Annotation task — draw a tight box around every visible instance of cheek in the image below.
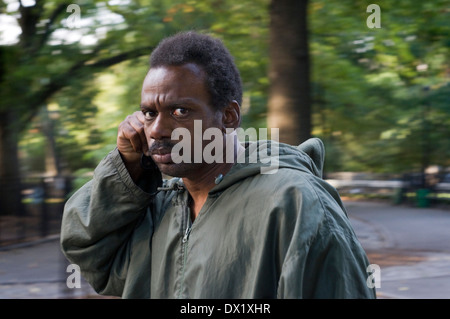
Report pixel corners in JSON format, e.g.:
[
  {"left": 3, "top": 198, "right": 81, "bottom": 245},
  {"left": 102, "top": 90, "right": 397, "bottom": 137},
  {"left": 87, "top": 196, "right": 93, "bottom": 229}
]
[{"left": 143, "top": 124, "right": 152, "bottom": 140}]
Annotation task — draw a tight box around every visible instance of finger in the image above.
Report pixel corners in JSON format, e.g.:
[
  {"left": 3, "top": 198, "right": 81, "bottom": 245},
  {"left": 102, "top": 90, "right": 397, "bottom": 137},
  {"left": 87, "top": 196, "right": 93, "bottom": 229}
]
[
  {"left": 118, "top": 116, "right": 143, "bottom": 153},
  {"left": 135, "top": 110, "right": 146, "bottom": 125},
  {"left": 129, "top": 111, "right": 149, "bottom": 154}
]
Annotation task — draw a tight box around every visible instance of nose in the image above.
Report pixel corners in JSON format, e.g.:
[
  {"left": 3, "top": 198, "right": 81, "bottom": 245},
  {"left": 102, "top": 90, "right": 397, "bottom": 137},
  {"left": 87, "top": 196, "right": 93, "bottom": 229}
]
[{"left": 148, "top": 113, "right": 172, "bottom": 141}]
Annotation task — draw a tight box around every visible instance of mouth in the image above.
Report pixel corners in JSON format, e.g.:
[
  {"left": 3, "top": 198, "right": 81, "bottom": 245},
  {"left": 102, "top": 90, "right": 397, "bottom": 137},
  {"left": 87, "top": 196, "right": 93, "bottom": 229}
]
[{"left": 151, "top": 148, "right": 173, "bottom": 164}]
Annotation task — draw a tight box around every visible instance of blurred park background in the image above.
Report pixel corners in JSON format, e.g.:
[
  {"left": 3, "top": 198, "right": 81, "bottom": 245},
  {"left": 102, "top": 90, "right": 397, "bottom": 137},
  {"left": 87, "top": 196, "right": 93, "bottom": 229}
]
[{"left": 0, "top": 0, "right": 449, "bottom": 249}]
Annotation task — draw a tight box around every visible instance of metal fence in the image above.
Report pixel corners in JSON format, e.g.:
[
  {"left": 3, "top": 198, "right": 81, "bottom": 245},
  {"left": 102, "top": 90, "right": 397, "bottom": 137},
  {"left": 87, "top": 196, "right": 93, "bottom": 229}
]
[
  {"left": 1, "top": 171, "right": 449, "bottom": 247},
  {"left": 0, "top": 176, "right": 72, "bottom": 247},
  {"left": 326, "top": 172, "right": 450, "bottom": 208}
]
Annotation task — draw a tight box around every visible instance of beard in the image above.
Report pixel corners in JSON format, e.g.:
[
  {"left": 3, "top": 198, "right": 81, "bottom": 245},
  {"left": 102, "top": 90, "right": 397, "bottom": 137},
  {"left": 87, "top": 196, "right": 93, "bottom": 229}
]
[
  {"left": 149, "top": 138, "right": 207, "bottom": 178},
  {"left": 154, "top": 161, "right": 206, "bottom": 178}
]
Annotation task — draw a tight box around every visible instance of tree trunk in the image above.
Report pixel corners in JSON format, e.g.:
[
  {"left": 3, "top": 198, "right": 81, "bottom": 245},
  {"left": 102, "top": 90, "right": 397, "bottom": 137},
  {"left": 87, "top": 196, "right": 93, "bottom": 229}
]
[
  {"left": 268, "top": 0, "right": 311, "bottom": 145},
  {"left": 0, "top": 111, "right": 24, "bottom": 216},
  {"left": 41, "top": 105, "right": 61, "bottom": 177},
  {"left": 0, "top": 2, "right": 154, "bottom": 217}
]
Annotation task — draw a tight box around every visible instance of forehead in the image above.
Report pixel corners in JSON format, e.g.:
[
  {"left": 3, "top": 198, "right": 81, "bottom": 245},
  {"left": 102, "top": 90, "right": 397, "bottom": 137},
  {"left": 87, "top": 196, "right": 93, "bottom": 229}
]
[{"left": 142, "top": 63, "right": 207, "bottom": 98}]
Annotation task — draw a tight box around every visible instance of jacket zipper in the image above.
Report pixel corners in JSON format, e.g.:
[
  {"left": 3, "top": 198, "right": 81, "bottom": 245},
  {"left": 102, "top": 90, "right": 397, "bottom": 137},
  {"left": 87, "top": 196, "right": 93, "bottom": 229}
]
[
  {"left": 177, "top": 193, "right": 216, "bottom": 297},
  {"left": 182, "top": 224, "right": 192, "bottom": 243},
  {"left": 178, "top": 201, "right": 192, "bottom": 298}
]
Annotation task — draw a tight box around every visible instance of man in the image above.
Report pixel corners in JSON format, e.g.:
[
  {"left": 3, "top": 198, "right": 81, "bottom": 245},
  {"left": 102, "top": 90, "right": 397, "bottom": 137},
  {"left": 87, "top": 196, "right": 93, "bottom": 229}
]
[{"left": 60, "top": 31, "right": 376, "bottom": 299}]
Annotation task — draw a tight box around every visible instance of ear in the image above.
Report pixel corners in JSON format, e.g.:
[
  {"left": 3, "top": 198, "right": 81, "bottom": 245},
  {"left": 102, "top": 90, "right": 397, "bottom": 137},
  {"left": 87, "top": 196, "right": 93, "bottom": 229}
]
[{"left": 222, "top": 100, "right": 241, "bottom": 131}]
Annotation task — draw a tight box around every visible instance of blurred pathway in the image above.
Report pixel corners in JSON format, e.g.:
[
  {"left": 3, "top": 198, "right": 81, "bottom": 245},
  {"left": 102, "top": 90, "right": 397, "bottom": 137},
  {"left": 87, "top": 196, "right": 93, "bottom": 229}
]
[
  {"left": 0, "top": 236, "right": 98, "bottom": 299},
  {"left": 345, "top": 200, "right": 450, "bottom": 299},
  {"left": 0, "top": 200, "right": 449, "bottom": 299}
]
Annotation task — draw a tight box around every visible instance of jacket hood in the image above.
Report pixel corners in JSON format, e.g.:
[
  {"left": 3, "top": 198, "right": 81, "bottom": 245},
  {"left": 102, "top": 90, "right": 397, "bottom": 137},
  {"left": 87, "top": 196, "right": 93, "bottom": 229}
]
[{"left": 209, "top": 137, "right": 325, "bottom": 194}]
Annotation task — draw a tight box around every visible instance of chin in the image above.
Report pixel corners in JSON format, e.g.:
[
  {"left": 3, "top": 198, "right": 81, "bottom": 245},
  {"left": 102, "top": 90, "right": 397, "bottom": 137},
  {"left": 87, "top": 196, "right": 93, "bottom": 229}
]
[{"left": 157, "top": 162, "right": 204, "bottom": 179}]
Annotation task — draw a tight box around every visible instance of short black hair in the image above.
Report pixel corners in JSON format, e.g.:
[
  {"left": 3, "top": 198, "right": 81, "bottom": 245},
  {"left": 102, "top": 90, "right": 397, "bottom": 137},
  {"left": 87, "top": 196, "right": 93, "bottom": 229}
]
[{"left": 149, "top": 31, "right": 242, "bottom": 110}]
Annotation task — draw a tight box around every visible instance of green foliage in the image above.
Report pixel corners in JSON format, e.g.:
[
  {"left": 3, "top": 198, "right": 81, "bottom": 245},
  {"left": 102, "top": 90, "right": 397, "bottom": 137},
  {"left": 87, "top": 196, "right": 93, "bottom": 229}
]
[
  {"left": 310, "top": 0, "right": 450, "bottom": 173},
  {"left": 3, "top": 0, "right": 449, "bottom": 181}
]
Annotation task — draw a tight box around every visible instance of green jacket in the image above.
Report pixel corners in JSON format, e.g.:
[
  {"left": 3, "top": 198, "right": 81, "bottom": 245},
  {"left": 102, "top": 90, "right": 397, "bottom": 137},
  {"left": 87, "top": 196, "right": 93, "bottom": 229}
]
[{"left": 60, "top": 138, "right": 376, "bottom": 299}]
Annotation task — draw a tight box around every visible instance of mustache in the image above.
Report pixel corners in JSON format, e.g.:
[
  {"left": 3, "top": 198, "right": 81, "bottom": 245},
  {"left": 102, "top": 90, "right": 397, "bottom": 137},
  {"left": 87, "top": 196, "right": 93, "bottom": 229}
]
[{"left": 148, "top": 140, "right": 176, "bottom": 154}]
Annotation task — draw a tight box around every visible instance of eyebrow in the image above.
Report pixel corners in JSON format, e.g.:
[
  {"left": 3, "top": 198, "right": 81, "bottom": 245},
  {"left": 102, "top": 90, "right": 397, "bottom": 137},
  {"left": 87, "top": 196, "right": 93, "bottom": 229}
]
[{"left": 140, "top": 98, "right": 201, "bottom": 110}]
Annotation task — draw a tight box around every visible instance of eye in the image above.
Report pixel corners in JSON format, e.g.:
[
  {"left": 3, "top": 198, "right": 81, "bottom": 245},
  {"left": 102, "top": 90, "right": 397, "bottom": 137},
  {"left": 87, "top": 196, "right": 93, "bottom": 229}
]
[
  {"left": 142, "top": 110, "right": 157, "bottom": 120},
  {"left": 172, "top": 107, "right": 188, "bottom": 117}
]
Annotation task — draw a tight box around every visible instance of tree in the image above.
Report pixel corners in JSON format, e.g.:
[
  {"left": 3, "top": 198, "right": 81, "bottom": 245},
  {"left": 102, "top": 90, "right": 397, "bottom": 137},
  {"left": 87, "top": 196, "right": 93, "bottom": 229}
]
[
  {"left": 267, "top": 0, "right": 311, "bottom": 145},
  {"left": 0, "top": 0, "right": 177, "bottom": 215},
  {"left": 309, "top": 0, "right": 450, "bottom": 173},
  {"left": 0, "top": 0, "right": 273, "bottom": 215},
  {"left": 3, "top": 0, "right": 447, "bottom": 219}
]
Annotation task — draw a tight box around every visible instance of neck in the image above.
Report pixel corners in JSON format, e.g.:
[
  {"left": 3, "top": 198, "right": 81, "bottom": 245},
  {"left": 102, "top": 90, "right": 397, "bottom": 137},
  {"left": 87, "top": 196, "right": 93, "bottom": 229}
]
[
  {"left": 183, "top": 142, "right": 245, "bottom": 220},
  {"left": 182, "top": 162, "right": 233, "bottom": 220}
]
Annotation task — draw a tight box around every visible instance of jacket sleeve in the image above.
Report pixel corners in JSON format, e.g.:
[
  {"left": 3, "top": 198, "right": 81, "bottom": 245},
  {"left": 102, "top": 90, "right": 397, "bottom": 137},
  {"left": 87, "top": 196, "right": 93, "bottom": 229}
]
[
  {"left": 60, "top": 148, "right": 160, "bottom": 296},
  {"left": 276, "top": 178, "right": 377, "bottom": 299}
]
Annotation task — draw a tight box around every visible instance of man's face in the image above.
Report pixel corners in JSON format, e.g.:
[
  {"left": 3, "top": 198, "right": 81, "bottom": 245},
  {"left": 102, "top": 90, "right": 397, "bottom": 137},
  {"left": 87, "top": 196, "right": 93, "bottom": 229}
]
[{"left": 140, "top": 63, "right": 224, "bottom": 177}]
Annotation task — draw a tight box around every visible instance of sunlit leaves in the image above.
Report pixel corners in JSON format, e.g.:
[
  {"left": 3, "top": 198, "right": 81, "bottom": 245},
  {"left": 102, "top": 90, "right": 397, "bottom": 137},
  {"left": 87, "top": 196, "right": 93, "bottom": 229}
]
[{"left": 3, "top": 0, "right": 449, "bottom": 177}]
